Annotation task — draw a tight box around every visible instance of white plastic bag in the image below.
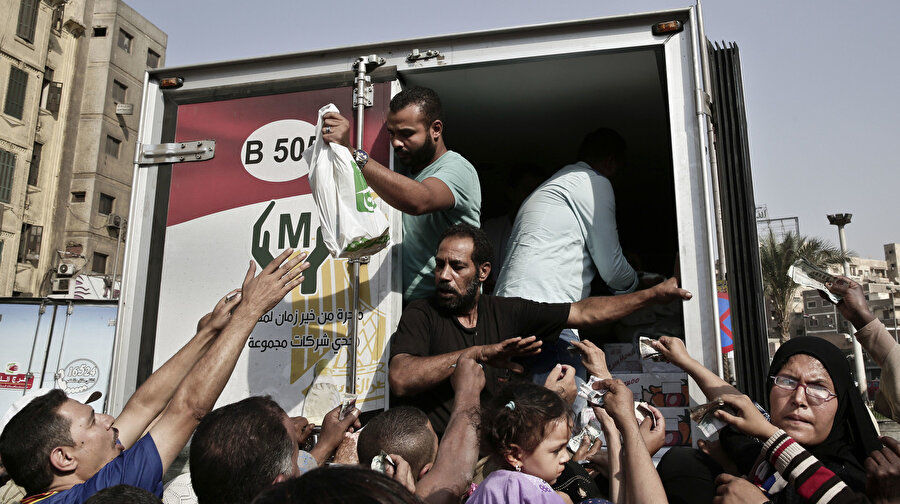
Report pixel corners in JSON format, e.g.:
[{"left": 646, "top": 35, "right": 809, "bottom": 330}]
[{"left": 308, "top": 104, "right": 390, "bottom": 259}]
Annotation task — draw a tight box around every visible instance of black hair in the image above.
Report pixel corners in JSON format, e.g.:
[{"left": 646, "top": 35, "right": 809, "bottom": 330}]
[
  {"left": 481, "top": 383, "right": 571, "bottom": 462},
  {"left": 251, "top": 466, "right": 422, "bottom": 504},
  {"left": 357, "top": 407, "right": 436, "bottom": 477},
  {"left": 577, "top": 128, "right": 627, "bottom": 167},
  {"left": 84, "top": 484, "right": 161, "bottom": 503},
  {"left": 190, "top": 396, "right": 294, "bottom": 504},
  {"left": 438, "top": 223, "right": 493, "bottom": 269},
  {"left": 0, "top": 389, "right": 74, "bottom": 495},
  {"left": 389, "top": 87, "right": 442, "bottom": 126}
]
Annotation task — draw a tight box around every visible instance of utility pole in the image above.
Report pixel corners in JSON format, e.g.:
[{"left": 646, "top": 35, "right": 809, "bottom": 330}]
[{"left": 827, "top": 213, "right": 868, "bottom": 398}]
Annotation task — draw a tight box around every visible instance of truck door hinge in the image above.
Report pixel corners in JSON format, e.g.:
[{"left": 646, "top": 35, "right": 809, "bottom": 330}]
[
  {"left": 352, "top": 76, "right": 375, "bottom": 109},
  {"left": 136, "top": 140, "right": 216, "bottom": 165},
  {"left": 696, "top": 88, "right": 712, "bottom": 116},
  {"left": 352, "top": 55, "right": 385, "bottom": 110},
  {"left": 406, "top": 49, "right": 442, "bottom": 63}
]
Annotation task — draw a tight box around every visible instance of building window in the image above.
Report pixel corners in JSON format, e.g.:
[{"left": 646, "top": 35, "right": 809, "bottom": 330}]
[
  {"left": 17, "top": 223, "right": 42, "bottom": 267},
  {"left": 98, "top": 193, "right": 114, "bottom": 215},
  {"left": 809, "top": 318, "right": 819, "bottom": 327},
  {"left": 71, "top": 191, "right": 85, "bottom": 202},
  {"left": 4, "top": 66, "right": 29, "bottom": 120},
  {"left": 806, "top": 300, "right": 816, "bottom": 309},
  {"left": 117, "top": 29, "right": 133, "bottom": 53},
  {"left": 147, "top": 49, "right": 160, "bottom": 69},
  {"left": 51, "top": 4, "right": 64, "bottom": 33},
  {"left": 92, "top": 252, "right": 108, "bottom": 274},
  {"left": 796, "top": 328, "right": 803, "bottom": 336},
  {"left": 0, "top": 149, "right": 15, "bottom": 204},
  {"left": 40, "top": 67, "right": 63, "bottom": 118},
  {"left": 112, "top": 80, "right": 127, "bottom": 103},
  {"left": 884, "top": 310, "right": 893, "bottom": 320},
  {"left": 16, "top": 0, "right": 40, "bottom": 43},
  {"left": 28, "top": 142, "right": 41, "bottom": 186},
  {"left": 105, "top": 136, "right": 121, "bottom": 158},
  {"left": 93, "top": 26, "right": 107, "bottom": 37}
]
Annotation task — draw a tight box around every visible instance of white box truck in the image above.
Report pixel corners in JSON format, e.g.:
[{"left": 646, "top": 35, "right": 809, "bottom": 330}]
[{"left": 3, "top": 6, "right": 769, "bottom": 442}]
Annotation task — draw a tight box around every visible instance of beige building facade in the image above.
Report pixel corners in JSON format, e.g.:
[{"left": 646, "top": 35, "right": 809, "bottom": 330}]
[{"left": 0, "top": 0, "right": 165, "bottom": 296}]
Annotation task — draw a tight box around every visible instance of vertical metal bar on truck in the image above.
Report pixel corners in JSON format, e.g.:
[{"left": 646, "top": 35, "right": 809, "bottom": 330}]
[
  {"left": 347, "top": 56, "right": 373, "bottom": 395},
  {"left": 691, "top": 4, "right": 725, "bottom": 379}
]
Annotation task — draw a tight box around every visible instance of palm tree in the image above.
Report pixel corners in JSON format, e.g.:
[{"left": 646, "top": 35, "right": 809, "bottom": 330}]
[{"left": 759, "top": 232, "right": 849, "bottom": 342}]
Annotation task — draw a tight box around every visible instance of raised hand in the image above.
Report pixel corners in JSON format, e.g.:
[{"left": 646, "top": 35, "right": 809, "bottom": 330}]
[
  {"left": 715, "top": 394, "right": 777, "bottom": 441},
  {"left": 469, "top": 336, "right": 542, "bottom": 373}
]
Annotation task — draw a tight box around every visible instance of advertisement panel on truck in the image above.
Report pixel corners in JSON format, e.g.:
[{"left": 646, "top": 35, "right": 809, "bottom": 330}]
[{"left": 153, "top": 85, "right": 395, "bottom": 417}]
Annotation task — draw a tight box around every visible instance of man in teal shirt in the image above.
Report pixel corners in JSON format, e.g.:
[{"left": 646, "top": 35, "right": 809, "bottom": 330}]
[{"left": 323, "top": 87, "right": 481, "bottom": 302}]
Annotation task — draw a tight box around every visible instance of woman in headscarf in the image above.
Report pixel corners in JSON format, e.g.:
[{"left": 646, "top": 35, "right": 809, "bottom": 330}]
[{"left": 652, "top": 336, "right": 882, "bottom": 504}]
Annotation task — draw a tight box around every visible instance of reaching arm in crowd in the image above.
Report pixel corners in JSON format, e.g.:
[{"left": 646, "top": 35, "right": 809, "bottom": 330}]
[
  {"left": 113, "top": 289, "right": 240, "bottom": 448},
  {"left": 566, "top": 277, "right": 691, "bottom": 329},
  {"left": 415, "top": 356, "right": 485, "bottom": 504},
  {"left": 651, "top": 335, "right": 741, "bottom": 401},
  {"left": 827, "top": 277, "right": 896, "bottom": 366},
  {"left": 571, "top": 339, "right": 612, "bottom": 380},
  {"left": 598, "top": 379, "right": 668, "bottom": 504},
  {"left": 389, "top": 336, "right": 541, "bottom": 396},
  {"left": 543, "top": 364, "right": 578, "bottom": 406},
  {"left": 309, "top": 405, "right": 362, "bottom": 466},
  {"left": 866, "top": 436, "right": 900, "bottom": 504},
  {"left": 147, "top": 249, "right": 309, "bottom": 471},
  {"left": 594, "top": 405, "right": 624, "bottom": 503},
  {"left": 827, "top": 277, "right": 900, "bottom": 422}
]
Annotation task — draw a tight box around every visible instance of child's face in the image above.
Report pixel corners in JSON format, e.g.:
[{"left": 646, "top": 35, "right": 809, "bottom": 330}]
[{"left": 520, "top": 418, "right": 571, "bottom": 484}]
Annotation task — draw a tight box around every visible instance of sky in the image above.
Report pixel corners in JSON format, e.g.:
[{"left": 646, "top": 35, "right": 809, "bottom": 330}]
[{"left": 124, "top": 0, "right": 899, "bottom": 260}]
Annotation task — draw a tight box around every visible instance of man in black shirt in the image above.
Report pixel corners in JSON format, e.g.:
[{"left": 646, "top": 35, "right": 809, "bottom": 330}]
[{"left": 389, "top": 224, "right": 692, "bottom": 435}]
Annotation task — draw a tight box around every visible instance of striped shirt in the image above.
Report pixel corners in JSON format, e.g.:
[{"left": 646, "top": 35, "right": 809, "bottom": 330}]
[{"left": 758, "top": 429, "right": 868, "bottom": 504}]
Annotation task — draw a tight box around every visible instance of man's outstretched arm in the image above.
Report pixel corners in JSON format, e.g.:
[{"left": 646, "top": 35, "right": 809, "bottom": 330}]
[
  {"left": 113, "top": 290, "right": 239, "bottom": 448},
  {"left": 148, "top": 249, "right": 309, "bottom": 471},
  {"left": 415, "top": 356, "right": 484, "bottom": 504},
  {"left": 321, "top": 112, "right": 454, "bottom": 215},
  {"left": 389, "top": 336, "right": 541, "bottom": 396},
  {"left": 567, "top": 277, "right": 691, "bottom": 328}
]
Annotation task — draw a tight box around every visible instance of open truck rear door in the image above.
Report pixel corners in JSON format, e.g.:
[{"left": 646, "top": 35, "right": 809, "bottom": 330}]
[{"left": 115, "top": 8, "right": 727, "bottom": 444}]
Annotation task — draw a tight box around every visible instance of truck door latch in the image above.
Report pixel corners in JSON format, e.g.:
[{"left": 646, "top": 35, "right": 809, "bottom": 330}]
[{"left": 136, "top": 140, "right": 216, "bottom": 165}]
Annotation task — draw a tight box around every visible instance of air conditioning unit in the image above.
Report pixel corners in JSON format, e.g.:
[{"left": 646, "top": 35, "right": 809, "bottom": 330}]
[
  {"left": 57, "top": 262, "right": 75, "bottom": 276},
  {"left": 52, "top": 277, "right": 72, "bottom": 293},
  {"left": 106, "top": 213, "right": 124, "bottom": 229}
]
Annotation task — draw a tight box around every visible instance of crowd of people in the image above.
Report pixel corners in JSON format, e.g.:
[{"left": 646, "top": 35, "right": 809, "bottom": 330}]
[{"left": 1, "top": 87, "right": 899, "bottom": 503}]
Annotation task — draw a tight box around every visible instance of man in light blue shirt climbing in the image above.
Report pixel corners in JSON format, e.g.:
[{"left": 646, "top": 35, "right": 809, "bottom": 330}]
[
  {"left": 495, "top": 128, "right": 639, "bottom": 387},
  {"left": 323, "top": 87, "right": 481, "bottom": 303}
]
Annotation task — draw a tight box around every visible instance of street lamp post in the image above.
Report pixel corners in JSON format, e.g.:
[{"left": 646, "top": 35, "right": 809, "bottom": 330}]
[{"left": 827, "top": 213, "right": 868, "bottom": 398}]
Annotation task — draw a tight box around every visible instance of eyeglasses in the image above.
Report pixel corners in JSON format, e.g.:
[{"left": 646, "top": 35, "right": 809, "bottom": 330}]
[{"left": 770, "top": 375, "right": 837, "bottom": 405}]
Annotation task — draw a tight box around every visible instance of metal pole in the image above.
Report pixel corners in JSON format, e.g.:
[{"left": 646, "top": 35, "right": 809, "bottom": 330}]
[
  {"left": 827, "top": 214, "right": 867, "bottom": 398},
  {"left": 696, "top": 0, "right": 727, "bottom": 282},
  {"left": 111, "top": 225, "right": 123, "bottom": 299},
  {"left": 346, "top": 56, "right": 370, "bottom": 395}
]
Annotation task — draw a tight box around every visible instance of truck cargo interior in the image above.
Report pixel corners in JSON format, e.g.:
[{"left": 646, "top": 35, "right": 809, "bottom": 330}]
[{"left": 398, "top": 47, "right": 679, "bottom": 286}]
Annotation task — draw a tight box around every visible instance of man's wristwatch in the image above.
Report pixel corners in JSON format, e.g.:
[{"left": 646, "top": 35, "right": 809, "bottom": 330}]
[{"left": 352, "top": 148, "right": 369, "bottom": 168}]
